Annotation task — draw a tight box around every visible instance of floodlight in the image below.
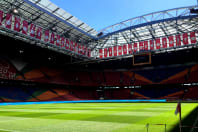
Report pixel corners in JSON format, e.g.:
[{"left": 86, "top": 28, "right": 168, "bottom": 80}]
[{"left": 13, "top": 9, "right": 19, "bottom": 14}]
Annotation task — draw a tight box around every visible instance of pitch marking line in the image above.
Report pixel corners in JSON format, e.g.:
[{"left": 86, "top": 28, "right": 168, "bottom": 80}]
[
  {"left": 0, "top": 128, "right": 20, "bottom": 132},
  {"left": 190, "top": 115, "right": 198, "bottom": 132}
]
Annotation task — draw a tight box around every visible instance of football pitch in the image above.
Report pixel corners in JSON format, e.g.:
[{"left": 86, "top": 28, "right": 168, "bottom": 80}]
[{"left": 0, "top": 103, "right": 197, "bottom": 132}]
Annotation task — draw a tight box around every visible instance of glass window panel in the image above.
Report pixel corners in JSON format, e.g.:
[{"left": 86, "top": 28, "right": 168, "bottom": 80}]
[
  {"left": 47, "top": 3, "right": 58, "bottom": 11},
  {"left": 55, "top": 8, "right": 65, "bottom": 16},
  {"left": 39, "top": 0, "right": 51, "bottom": 6}
]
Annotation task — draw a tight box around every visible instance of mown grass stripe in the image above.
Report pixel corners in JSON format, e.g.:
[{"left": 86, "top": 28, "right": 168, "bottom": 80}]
[
  {"left": 0, "top": 128, "right": 19, "bottom": 132},
  {"left": 23, "top": 120, "right": 129, "bottom": 132},
  {"left": 0, "top": 103, "right": 196, "bottom": 132}
]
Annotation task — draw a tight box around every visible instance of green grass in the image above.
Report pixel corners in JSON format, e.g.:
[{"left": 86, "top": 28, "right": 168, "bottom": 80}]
[{"left": 0, "top": 103, "right": 196, "bottom": 132}]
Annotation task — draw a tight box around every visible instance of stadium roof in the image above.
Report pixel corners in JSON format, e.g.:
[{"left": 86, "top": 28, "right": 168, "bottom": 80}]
[
  {"left": 0, "top": 0, "right": 198, "bottom": 61},
  {"left": 92, "top": 5, "right": 198, "bottom": 49},
  {"left": 28, "top": 0, "right": 98, "bottom": 36},
  {"left": 0, "top": 0, "right": 97, "bottom": 41}
]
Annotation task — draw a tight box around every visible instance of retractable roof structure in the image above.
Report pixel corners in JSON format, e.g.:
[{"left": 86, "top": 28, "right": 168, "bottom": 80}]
[
  {"left": 0, "top": 0, "right": 198, "bottom": 61},
  {"left": 0, "top": 0, "right": 97, "bottom": 43},
  {"left": 91, "top": 5, "right": 198, "bottom": 50},
  {"left": 0, "top": 0, "right": 99, "bottom": 60}
]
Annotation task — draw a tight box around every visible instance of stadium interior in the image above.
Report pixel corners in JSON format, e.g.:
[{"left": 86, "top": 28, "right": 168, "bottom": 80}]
[
  {"left": 1, "top": 26, "right": 198, "bottom": 102},
  {"left": 0, "top": 0, "right": 198, "bottom": 102}
]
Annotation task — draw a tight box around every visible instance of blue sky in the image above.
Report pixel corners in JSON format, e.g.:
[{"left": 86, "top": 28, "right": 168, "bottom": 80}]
[{"left": 50, "top": 0, "right": 197, "bottom": 31}]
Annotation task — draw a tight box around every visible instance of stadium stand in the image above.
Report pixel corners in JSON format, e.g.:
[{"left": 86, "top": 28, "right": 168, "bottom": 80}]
[
  {"left": 184, "top": 86, "right": 198, "bottom": 100},
  {"left": 0, "top": 0, "right": 198, "bottom": 102}
]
